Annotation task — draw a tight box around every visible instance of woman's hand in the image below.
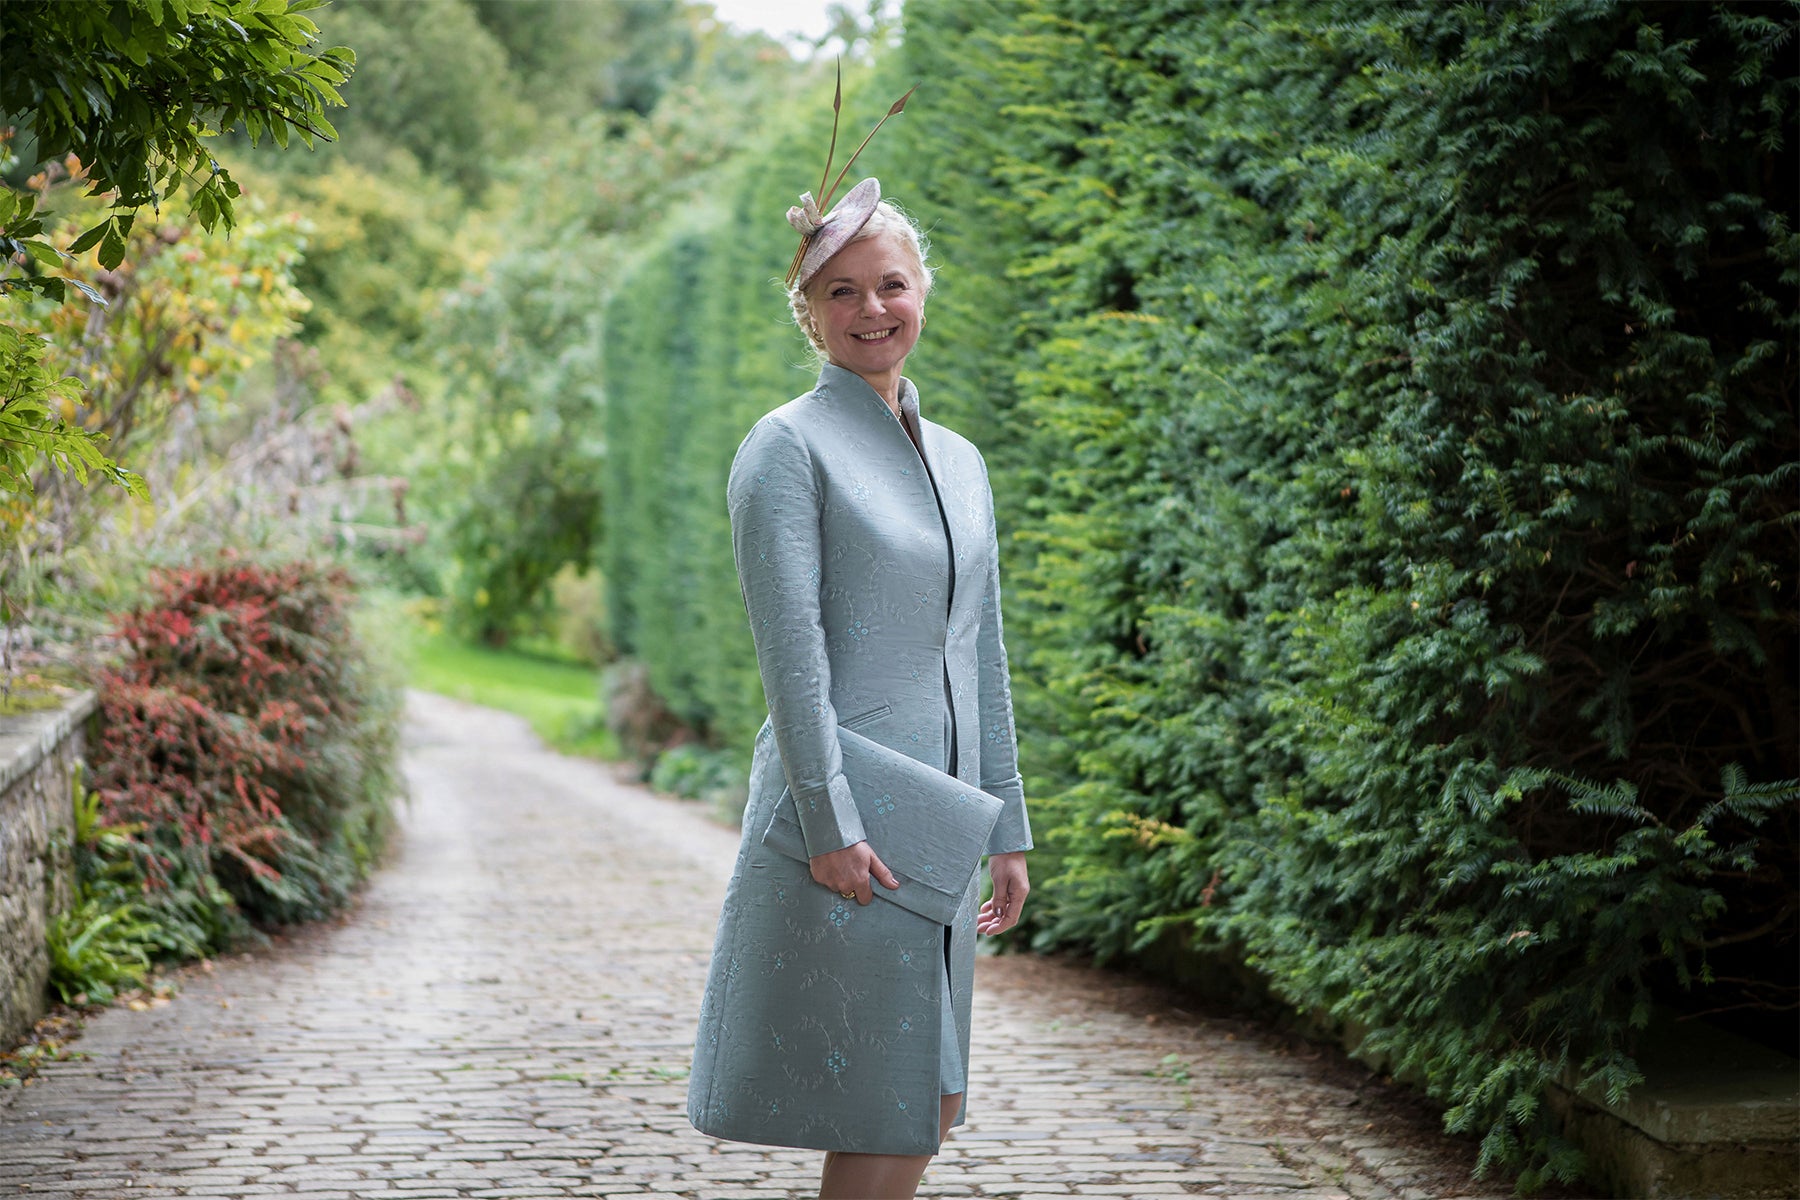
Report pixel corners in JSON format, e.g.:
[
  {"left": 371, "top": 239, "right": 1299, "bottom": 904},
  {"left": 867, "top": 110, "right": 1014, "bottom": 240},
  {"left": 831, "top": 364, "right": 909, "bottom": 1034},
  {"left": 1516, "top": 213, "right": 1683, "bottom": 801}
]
[
  {"left": 810, "top": 841, "right": 900, "bottom": 906},
  {"left": 978, "top": 851, "right": 1030, "bottom": 935}
]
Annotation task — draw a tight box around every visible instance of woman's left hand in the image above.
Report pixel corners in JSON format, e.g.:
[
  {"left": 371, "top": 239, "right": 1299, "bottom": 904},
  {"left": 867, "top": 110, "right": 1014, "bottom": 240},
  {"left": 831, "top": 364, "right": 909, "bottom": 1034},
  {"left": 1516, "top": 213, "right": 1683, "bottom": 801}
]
[{"left": 977, "top": 851, "right": 1030, "bottom": 936}]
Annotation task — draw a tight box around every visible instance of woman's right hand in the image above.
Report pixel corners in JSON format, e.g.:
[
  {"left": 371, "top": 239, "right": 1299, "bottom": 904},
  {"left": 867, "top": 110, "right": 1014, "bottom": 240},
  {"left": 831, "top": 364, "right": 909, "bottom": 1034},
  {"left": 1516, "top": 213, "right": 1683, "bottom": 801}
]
[{"left": 810, "top": 841, "right": 900, "bottom": 906}]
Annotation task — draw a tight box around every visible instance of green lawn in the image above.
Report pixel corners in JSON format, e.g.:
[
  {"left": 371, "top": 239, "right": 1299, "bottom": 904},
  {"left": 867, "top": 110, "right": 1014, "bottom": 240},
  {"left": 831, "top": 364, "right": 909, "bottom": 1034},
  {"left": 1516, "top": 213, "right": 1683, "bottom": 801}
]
[{"left": 406, "top": 631, "right": 618, "bottom": 760}]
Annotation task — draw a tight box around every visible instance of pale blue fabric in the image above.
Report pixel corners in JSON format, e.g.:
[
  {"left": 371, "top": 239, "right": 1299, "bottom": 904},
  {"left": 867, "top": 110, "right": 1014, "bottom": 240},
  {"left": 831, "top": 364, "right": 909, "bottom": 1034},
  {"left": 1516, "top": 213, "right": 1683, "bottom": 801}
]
[
  {"left": 937, "top": 961, "right": 964, "bottom": 1094},
  {"left": 688, "top": 364, "right": 1031, "bottom": 1156}
]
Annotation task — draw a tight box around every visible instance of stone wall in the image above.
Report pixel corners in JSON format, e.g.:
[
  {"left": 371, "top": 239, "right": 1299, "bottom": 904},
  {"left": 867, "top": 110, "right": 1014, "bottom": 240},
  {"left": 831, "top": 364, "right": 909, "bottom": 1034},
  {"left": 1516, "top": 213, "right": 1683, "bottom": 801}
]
[{"left": 0, "top": 692, "right": 95, "bottom": 1047}]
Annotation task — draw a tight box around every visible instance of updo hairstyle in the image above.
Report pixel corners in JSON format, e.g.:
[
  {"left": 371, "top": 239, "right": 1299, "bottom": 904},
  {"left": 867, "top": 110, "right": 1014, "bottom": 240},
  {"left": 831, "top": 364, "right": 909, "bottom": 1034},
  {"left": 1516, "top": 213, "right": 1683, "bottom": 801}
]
[{"left": 788, "top": 199, "right": 936, "bottom": 357}]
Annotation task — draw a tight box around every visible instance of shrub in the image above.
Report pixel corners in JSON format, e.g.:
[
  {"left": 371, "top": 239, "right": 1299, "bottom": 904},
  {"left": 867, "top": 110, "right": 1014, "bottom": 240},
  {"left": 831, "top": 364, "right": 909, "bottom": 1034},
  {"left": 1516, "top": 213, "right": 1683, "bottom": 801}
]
[
  {"left": 91, "top": 558, "right": 403, "bottom": 926},
  {"left": 46, "top": 768, "right": 235, "bottom": 1005},
  {"left": 647, "top": 741, "right": 745, "bottom": 821}
]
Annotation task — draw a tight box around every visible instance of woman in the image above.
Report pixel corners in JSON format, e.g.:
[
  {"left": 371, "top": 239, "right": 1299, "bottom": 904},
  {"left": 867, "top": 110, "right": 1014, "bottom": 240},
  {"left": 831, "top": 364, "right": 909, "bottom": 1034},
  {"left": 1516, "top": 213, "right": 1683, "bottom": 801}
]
[{"left": 686, "top": 152, "right": 1032, "bottom": 1198}]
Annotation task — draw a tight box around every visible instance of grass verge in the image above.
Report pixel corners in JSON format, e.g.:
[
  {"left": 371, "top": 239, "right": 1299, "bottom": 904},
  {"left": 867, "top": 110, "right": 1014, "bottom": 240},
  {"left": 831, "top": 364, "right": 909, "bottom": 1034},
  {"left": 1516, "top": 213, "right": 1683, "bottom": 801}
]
[{"left": 405, "top": 628, "right": 618, "bottom": 760}]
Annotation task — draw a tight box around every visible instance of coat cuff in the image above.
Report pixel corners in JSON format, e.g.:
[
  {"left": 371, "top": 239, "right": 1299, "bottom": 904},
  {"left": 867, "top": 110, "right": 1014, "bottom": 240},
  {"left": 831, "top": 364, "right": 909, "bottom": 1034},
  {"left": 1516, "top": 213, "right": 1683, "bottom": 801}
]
[
  {"left": 794, "top": 773, "right": 868, "bottom": 858},
  {"left": 981, "top": 773, "right": 1032, "bottom": 855}
]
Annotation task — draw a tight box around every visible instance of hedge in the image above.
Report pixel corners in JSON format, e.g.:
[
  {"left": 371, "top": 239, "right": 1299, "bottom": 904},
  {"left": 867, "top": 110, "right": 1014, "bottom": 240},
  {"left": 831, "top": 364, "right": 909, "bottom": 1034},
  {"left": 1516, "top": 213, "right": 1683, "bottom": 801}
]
[{"left": 599, "top": 2, "right": 1797, "bottom": 1185}]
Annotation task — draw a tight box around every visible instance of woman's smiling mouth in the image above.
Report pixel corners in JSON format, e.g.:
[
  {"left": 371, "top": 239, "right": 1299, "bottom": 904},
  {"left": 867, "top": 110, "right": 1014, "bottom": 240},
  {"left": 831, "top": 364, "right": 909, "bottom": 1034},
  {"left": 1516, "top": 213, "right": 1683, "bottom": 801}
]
[{"left": 853, "top": 328, "right": 898, "bottom": 342}]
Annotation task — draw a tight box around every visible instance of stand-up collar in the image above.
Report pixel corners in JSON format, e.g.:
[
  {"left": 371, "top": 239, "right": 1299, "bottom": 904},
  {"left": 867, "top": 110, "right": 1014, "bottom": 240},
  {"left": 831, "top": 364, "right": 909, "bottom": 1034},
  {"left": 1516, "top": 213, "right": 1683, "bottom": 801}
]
[{"left": 817, "top": 362, "right": 922, "bottom": 432}]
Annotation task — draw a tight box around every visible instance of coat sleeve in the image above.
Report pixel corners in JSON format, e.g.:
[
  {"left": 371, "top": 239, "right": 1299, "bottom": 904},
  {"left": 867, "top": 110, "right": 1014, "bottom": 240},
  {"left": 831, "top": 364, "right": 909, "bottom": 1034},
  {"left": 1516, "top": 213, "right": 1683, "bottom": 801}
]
[
  {"left": 727, "top": 413, "right": 867, "bottom": 858},
  {"left": 975, "top": 456, "right": 1032, "bottom": 855}
]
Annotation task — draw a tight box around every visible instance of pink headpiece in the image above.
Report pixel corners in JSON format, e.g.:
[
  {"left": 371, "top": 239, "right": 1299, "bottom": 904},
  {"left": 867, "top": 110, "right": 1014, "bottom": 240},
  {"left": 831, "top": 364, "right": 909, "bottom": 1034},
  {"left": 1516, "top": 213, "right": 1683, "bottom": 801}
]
[
  {"left": 787, "top": 178, "right": 882, "bottom": 293},
  {"left": 784, "top": 66, "right": 917, "bottom": 292}
]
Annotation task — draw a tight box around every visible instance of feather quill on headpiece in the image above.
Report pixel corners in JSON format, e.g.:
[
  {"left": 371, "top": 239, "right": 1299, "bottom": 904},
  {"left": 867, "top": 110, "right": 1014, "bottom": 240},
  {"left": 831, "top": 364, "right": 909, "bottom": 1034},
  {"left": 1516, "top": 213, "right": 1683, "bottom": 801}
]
[
  {"left": 825, "top": 85, "right": 916, "bottom": 204},
  {"left": 816, "top": 62, "right": 842, "bottom": 206}
]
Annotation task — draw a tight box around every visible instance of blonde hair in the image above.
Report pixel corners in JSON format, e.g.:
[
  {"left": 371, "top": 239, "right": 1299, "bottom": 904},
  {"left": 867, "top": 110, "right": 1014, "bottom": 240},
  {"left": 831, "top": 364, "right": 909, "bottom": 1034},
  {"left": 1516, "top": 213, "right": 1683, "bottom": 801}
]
[{"left": 788, "top": 200, "right": 936, "bottom": 357}]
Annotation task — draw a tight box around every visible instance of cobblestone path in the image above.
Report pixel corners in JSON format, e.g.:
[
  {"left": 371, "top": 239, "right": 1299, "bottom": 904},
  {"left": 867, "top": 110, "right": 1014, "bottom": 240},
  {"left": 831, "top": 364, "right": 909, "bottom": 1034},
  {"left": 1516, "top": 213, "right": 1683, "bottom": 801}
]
[{"left": 0, "top": 692, "right": 1517, "bottom": 1199}]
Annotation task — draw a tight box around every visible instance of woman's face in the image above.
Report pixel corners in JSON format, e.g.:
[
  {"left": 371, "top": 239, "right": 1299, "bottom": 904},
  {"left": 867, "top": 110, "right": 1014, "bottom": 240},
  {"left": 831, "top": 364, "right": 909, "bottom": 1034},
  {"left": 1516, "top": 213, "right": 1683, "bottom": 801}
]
[{"left": 809, "top": 231, "right": 924, "bottom": 380}]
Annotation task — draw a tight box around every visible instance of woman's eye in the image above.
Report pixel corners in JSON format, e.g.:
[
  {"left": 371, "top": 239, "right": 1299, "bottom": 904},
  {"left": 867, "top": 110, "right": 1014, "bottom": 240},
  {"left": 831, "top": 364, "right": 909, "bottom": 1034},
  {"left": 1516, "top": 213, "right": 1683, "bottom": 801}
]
[
  {"left": 882, "top": 280, "right": 906, "bottom": 291},
  {"left": 831, "top": 287, "right": 854, "bottom": 298}
]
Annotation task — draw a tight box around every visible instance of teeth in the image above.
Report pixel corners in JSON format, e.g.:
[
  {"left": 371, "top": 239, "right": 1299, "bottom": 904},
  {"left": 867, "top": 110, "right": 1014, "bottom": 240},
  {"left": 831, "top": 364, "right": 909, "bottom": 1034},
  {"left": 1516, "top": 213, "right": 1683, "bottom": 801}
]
[{"left": 853, "top": 329, "right": 895, "bottom": 341}]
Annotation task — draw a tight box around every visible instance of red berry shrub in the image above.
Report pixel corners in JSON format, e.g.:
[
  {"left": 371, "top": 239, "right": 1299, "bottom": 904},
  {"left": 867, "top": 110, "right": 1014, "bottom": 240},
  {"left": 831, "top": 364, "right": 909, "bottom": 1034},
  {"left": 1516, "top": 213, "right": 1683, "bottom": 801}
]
[{"left": 92, "top": 559, "right": 402, "bottom": 926}]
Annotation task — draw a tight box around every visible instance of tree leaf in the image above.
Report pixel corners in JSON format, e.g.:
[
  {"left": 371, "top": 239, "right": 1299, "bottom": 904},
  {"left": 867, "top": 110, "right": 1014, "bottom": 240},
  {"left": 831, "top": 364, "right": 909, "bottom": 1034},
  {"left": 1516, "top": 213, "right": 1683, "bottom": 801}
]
[
  {"left": 24, "top": 239, "right": 64, "bottom": 267},
  {"left": 98, "top": 225, "right": 127, "bottom": 270},
  {"left": 67, "top": 222, "right": 109, "bottom": 255}
]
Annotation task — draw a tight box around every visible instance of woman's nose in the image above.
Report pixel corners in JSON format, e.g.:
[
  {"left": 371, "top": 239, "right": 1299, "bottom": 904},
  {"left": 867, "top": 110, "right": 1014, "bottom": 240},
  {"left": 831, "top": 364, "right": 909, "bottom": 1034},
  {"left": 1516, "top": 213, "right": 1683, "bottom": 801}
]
[{"left": 859, "top": 291, "right": 885, "bottom": 317}]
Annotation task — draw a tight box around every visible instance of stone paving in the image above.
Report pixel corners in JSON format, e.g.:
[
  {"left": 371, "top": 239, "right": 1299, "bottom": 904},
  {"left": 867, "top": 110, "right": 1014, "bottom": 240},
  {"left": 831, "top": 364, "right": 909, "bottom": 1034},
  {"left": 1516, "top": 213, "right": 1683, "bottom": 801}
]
[{"left": 0, "top": 691, "right": 1532, "bottom": 1199}]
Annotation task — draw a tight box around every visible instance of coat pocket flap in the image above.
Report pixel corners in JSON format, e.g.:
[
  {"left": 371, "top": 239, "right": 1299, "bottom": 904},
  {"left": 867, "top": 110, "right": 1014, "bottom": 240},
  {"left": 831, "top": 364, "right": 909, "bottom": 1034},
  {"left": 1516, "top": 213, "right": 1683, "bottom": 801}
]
[{"left": 761, "top": 724, "right": 1004, "bottom": 926}]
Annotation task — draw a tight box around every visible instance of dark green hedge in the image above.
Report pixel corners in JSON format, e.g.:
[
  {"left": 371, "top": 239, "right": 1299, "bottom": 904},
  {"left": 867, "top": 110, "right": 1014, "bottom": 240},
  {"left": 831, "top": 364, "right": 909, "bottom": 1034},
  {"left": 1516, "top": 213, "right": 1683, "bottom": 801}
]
[{"left": 601, "top": 1, "right": 1797, "bottom": 1185}]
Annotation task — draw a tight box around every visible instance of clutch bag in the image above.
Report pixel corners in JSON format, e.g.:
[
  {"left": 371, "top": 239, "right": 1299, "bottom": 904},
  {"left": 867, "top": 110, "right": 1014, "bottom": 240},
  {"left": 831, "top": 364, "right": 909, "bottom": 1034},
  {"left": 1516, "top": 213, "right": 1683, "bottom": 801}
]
[{"left": 760, "top": 724, "right": 1004, "bottom": 924}]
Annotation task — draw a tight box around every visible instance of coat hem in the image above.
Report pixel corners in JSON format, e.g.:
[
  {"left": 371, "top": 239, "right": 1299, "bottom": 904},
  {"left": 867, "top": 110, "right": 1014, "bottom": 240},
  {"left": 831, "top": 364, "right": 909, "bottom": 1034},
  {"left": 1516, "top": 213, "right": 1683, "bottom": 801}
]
[{"left": 687, "top": 1116, "right": 946, "bottom": 1158}]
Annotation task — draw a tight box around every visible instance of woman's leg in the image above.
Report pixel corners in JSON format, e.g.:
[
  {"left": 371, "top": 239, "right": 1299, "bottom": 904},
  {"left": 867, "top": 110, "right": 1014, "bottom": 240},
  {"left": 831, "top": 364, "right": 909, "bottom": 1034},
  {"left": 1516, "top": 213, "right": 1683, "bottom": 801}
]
[
  {"left": 817, "top": 1149, "right": 931, "bottom": 1199},
  {"left": 815, "top": 1092, "right": 962, "bottom": 1199},
  {"left": 820, "top": 926, "right": 968, "bottom": 1197}
]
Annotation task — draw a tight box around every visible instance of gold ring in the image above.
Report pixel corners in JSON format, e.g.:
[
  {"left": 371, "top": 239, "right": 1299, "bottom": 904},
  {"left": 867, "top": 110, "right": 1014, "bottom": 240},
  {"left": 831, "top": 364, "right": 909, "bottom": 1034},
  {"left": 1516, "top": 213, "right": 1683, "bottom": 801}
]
[{"left": 840, "top": 891, "right": 856, "bottom": 899}]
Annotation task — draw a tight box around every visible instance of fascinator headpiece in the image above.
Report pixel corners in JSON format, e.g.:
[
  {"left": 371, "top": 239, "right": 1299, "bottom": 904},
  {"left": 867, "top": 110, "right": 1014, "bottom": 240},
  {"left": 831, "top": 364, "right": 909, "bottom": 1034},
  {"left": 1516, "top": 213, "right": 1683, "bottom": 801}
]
[{"left": 784, "top": 66, "right": 918, "bottom": 292}]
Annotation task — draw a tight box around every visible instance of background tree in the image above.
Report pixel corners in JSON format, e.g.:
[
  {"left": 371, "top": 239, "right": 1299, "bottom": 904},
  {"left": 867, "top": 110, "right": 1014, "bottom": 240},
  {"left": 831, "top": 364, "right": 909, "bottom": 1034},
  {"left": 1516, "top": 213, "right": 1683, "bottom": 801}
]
[
  {"left": 1, "top": 0, "right": 353, "bottom": 268},
  {"left": 349, "top": 3, "right": 802, "bottom": 647},
  {"left": 293, "top": 0, "right": 522, "bottom": 196},
  {"left": 0, "top": 0, "right": 352, "bottom": 667}
]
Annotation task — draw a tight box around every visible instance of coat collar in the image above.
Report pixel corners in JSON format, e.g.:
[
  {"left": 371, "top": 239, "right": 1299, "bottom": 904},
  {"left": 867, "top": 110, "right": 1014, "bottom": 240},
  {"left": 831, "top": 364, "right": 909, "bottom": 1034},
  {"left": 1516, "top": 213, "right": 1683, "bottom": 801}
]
[
  {"left": 815, "top": 362, "right": 924, "bottom": 435},
  {"left": 813, "top": 362, "right": 963, "bottom": 575}
]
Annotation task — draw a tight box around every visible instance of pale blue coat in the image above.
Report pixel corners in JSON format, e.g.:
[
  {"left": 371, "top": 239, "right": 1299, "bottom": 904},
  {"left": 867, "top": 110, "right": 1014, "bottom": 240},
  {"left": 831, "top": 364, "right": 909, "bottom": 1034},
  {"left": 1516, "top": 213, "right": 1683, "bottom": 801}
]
[{"left": 688, "top": 363, "right": 1031, "bottom": 1156}]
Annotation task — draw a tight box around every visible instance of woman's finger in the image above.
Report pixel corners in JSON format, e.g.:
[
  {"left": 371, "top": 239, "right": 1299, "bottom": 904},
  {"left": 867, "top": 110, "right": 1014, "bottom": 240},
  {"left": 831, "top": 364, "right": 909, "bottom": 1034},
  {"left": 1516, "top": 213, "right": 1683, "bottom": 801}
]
[
  {"left": 811, "top": 841, "right": 877, "bottom": 898},
  {"left": 977, "top": 884, "right": 1026, "bottom": 934},
  {"left": 866, "top": 849, "right": 901, "bottom": 891},
  {"left": 980, "top": 852, "right": 1029, "bottom": 933}
]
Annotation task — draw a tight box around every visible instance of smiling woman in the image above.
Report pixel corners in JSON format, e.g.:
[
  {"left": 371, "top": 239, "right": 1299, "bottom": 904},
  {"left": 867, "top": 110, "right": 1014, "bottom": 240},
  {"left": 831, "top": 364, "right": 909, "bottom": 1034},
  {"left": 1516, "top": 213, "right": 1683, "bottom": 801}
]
[
  {"left": 686, "top": 92, "right": 1033, "bottom": 1200},
  {"left": 790, "top": 203, "right": 935, "bottom": 413}
]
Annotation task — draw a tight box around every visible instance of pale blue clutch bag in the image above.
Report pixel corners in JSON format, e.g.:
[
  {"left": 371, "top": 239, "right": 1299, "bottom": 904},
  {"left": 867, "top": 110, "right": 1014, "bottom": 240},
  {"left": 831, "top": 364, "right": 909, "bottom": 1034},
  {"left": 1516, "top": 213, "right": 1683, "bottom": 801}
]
[{"left": 760, "top": 724, "right": 1004, "bottom": 924}]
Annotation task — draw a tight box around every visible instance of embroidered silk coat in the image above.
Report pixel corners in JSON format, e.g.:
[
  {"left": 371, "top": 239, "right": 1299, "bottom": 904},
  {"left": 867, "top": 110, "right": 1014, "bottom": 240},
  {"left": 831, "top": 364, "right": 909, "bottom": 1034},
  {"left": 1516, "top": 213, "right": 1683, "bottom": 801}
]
[{"left": 688, "top": 363, "right": 1032, "bottom": 1156}]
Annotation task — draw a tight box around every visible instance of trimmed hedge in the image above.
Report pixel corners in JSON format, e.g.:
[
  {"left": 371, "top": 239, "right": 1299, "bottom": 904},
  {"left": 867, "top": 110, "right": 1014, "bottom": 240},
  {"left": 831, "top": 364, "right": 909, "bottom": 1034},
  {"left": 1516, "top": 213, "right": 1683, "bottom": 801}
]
[{"left": 599, "top": 1, "right": 1797, "bottom": 1185}]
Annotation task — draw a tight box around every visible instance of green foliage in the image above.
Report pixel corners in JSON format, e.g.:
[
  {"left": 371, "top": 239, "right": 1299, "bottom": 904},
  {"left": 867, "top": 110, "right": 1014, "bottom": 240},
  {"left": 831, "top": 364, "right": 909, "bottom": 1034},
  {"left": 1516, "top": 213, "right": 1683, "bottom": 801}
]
[
  {"left": 893, "top": 0, "right": 1794, "bottom": 1187},
  {"left": 0, "top": 164, "right": 144, "bottom": 595},
  {"left": 243, "top": 155, "right": 469, "bottom": 407},
  {"left": 46, "top": 767, "right": 237, "bottom": 1007},
  {"left": 599, "top": 0, "right": 1798, "bottom": 1187},
  {"left": 0, "top": 0, "right": 350, "bottom": 649},
  {"left": 0, "top": 322, "right": 143, "bottom": 506},
  {"left": 469, "top": 0, "right": 694, "bottom": 119},
  {"left": 0, "top": 181, "right": 106, "bottom": 308},
  {"left": 431, "top": 228, "right": 607, "bottom": 644},
  {"left": 91, "top": 559, "right": 403, "bottom": 926},
  {"left": 2, "top": 185, "right": 311, "bottom": 636},
  {"left": 45, "top": 894, "right": 155, "bottom": 1006},
  {"left": 0, "top": 0, "right": 353, "bottom": 251},
  {"left": 648, "top": 742, "right": 743, "bottom": 820},
  {"left": 416, "top": 16, "right": 802, "bottom": 646},
  {"left": 269, "top": 0, "right": 794, "bottom": 642},
  {"left": 302, "top": 0, "right": 522, "bottom": 195}
]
